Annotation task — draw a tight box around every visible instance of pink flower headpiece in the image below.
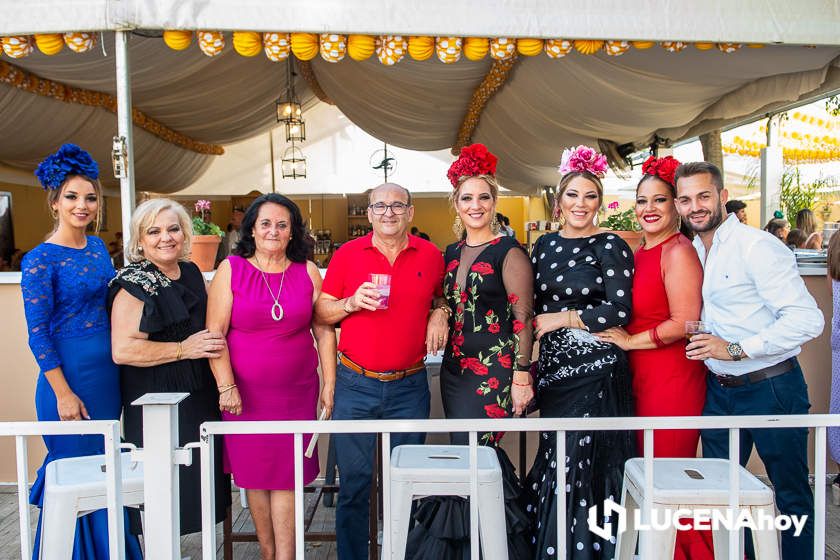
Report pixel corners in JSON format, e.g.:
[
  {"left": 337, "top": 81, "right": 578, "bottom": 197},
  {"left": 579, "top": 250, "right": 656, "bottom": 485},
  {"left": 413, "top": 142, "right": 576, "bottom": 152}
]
[
  {"left": 447, "top": 143, "right": 498, "bottom": 188},
  {"left": 558, "top": 145, "right": 609, "bottom": 179}
]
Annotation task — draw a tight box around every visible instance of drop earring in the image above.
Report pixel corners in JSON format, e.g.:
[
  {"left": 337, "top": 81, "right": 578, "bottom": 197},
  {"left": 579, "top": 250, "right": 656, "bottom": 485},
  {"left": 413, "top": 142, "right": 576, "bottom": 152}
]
[{"left": 452, "top": 215, "right": 464, "bottom": 239}]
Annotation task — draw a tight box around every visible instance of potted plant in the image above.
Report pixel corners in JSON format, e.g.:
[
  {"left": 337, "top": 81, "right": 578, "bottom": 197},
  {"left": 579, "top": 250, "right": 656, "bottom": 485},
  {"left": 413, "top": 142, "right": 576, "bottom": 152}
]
[
  {"left": 602, "top": 200, "right": 643, "bottom": 250},
  {"left": 190, "top": 199, "right": 224, "bottom": 272}
]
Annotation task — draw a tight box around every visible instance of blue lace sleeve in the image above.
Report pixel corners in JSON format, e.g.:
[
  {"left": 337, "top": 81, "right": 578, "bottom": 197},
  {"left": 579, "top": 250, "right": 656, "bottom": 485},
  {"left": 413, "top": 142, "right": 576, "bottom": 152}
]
[{"left": 21, "top": 249, "right": 60, "bottom": 372}]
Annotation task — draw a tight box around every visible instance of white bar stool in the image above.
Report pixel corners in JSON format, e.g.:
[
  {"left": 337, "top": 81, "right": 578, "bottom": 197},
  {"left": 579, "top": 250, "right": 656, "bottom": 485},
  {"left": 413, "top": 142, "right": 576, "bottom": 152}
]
[
  {"left": 40, "top": 452, "right": 144, "bottom": 560},
  {"left": 389, "top": 444, "right": 508, "bottom": 560},
  {"left": 615, "top": 458, "right": 780, "bottom": 560}
]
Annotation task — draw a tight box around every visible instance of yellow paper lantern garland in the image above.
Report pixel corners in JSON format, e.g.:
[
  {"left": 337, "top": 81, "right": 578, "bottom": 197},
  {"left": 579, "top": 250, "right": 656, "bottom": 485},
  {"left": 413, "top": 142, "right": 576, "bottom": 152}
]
[
  {"left": 263, "top": 33, "right": 291, "bottom": 62},
  {"left": 0, "top": 31, "right": 774, "bottom": 62},
  {"left": 661, "top": 41, "right": 687, "bottom": 53},
  {"left": 320, "top": 34, "right": 347, "bottom": 63},
  {"left": 2, "top": 36, "right": 33, "bottom": 58},
  {"left": 376, "top": 35, "right": 407, "bottom": 66},
  {"left": 490, "top": 38, "right": 517, "bottom": 61},
  {"left": 463, "top": 37, "right": 489, "bottom": 61},
  {"left": 604, "top": 40, "right": 630, "bottom": 57},
  {"left": 348, "top": 34, "right": 375, "bottom": 61},
  {"left": 232, "top": 31, "right": 262, "bottom": 57},
  {"left": 435, "top": 36, "right": 462, "bottom": 63},
  {"left": 516, "top": 38, "right": 543, "bottom": 57},
  {"left": 290, "top": 33, "right": 319, "bottom": 61},
  {"left": 198, "top": 31, "right": 225, "bottom": 57},
  {"left": 64, "top": 32, "right": 96, "bottom": 53},
  {"left": 408, "top": 36, "right": 435, "bottom": 61},
  {"left": 544, "top": 39, "right": 573, "bottom": 58},
  {"left": 163, "top": 30, "right": 192, "bottom": 51},
  {"left": 574, "top": 40, "right": 604, "bottom": 55},
  {"left": 34, "top": 34, "right": 64, "bottom": 55}
]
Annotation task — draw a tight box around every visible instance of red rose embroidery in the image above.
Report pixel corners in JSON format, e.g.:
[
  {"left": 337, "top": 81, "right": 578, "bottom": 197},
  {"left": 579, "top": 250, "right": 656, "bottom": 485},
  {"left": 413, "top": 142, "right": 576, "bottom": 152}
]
[
  {"left": 488, "top": 377, "right": 499, "bottom": 389},
  {"left": 446, "top": 259, "right": 460, "bottom": 273},
  {"left": 485, "top": 309, "right": 494, "bottom": 316},
  {"left": 508, "top": 293, "right": 519, "bottom": 304},
  {"left": 460, "top": 357, "right": 488, "bottom": 376},
  {"left": 453, "top": 345, "right": 462, "bottom": 357},
  {"left": 488, "top": 322, "right": 501, "bottom": 334},
  {"left": 454, "top": 321, "right": 464, "bottom": 331},
  {"left": 452, "top": 334, "right": 465, "bottom": 347},
  {"left": 497, "top": 353, "right": 512, "bottom": 368},
  {"left": 484, "top": 403, "right": 508, "bottom": 418},
  {"left": 470, "top": 262, "right": 494, "bottom": 276},
  {"left": 460, "top": 291, "right": 468, "bottom": 303},
  {"left": 513, "top": 320, "right": 525, "bottom": 334},
  {"left": 475, "top": 388, "right": 483, "bottom": 395}
]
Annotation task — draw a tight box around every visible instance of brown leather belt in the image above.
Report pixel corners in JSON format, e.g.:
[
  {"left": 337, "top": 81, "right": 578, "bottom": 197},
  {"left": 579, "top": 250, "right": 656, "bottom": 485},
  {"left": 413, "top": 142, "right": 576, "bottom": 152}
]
[
  {"left": 339, "top": 353, "right": 425, "bottom": 382},
  {"left": 713, "top": 358, "right": 797, "bottom": 388}
]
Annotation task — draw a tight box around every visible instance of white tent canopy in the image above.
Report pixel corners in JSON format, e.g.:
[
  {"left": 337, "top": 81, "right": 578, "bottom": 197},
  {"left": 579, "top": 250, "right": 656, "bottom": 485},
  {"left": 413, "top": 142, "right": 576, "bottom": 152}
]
[
  {"left": 4, "top": 0, "right": 840, "bottom": 45},
  {"left": 0, "top": 1, "right": 838, "bottom": 195}
]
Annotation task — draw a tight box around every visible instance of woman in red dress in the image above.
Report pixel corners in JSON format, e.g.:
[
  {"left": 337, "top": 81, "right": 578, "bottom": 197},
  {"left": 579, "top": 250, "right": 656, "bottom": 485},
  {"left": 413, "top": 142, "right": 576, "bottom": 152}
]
[{"left": 596, "top": 155, "right": 711, "bottom": 559}]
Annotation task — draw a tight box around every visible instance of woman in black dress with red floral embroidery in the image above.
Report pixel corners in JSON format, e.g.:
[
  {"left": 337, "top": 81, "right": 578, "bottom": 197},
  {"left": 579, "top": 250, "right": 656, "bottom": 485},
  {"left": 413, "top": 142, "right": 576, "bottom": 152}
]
[{"left": 407, "top": 144, "right": 534, "bottom": 559}]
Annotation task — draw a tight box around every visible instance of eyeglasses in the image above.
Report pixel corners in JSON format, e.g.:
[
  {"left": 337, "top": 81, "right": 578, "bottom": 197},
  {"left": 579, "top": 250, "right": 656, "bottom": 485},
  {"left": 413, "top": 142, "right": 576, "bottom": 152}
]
[{"left": 369, "top": 202, "right": 410, "bottom": 215}]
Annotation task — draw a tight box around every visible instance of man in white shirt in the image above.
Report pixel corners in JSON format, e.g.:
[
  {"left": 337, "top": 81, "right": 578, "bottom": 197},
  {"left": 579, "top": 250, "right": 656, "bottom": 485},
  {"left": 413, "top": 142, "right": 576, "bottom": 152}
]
[{"left": 675, "top": 161, "right": 824, "bottom": 559}]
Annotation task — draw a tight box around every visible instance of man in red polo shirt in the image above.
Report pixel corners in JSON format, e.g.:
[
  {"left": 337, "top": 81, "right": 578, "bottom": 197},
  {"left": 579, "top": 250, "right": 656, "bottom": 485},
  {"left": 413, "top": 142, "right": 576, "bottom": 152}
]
[{"left": 316, "top": 182, "right": 447, "bottom": 560}]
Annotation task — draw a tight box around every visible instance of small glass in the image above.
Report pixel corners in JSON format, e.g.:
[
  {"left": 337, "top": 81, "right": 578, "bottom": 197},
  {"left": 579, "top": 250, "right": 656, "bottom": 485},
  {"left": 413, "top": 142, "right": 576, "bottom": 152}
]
[
  {"left": 369, "top": 273, "right": 392, "bottom": 310},
  {"left": 685, "top": 320, "right": 711, "bottom": 347}
]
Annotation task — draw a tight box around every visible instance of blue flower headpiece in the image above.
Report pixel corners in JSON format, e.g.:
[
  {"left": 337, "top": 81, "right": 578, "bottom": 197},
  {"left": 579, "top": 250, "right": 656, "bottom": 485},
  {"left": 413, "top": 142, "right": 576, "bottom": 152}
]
[{"left": 34, "top": 143, "right": 99, "bottom": 191}]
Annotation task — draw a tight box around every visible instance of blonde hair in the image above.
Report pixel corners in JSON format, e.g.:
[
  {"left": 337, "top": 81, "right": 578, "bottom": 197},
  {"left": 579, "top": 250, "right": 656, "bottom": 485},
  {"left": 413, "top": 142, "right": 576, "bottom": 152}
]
[
  {"left": 450, "top": 174, "right": 500, "bottom": 205},
  {"left": 125, "top": 198, "right": 193, "bottom": 263}
]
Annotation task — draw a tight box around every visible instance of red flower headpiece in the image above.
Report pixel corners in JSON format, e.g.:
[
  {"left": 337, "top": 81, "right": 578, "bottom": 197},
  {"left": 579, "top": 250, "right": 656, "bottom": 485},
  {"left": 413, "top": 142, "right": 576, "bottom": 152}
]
[
  {"left": 447, "top": 143, "right": 498, "bottom": 188},
  {"left": 641, "top": 155, "right": 681, "bottom": 186}
]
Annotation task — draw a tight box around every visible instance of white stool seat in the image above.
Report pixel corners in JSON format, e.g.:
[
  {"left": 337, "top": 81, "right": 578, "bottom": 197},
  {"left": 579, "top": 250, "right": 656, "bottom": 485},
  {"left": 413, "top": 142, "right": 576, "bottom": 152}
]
[
  {"left": 41, "top": 452, "right": 144, "bottom": 560},
  {"left": 615, "top": 458, "right": 780, "bottom": 560},
  {"left": 389, "top": 445, "right": 508, "bottom": 560}
]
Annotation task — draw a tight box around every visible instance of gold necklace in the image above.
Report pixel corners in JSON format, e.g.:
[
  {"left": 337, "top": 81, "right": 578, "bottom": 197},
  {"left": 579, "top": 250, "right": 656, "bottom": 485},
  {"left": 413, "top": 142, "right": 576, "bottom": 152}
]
[{"left": 254, "top": 254, "right": 286, "bottom": 321}]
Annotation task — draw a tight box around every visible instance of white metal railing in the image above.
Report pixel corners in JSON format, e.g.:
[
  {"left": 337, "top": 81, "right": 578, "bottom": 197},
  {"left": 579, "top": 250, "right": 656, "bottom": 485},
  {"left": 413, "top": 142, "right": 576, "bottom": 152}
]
[
  {"left": 198, "top": 414, "right": 840, "bottom": 560},
  {"left": 0, "top": 420, "right": 125, "bottom": 560}
]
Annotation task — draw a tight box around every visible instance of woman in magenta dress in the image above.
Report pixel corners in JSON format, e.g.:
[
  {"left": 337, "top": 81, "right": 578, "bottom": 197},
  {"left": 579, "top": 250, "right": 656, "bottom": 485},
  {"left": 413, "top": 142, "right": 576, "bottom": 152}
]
[
  {"left": 596, "top": 155, "right": 711, "bottom": 560},
  {"left": 207, "top": 193, "right": 336, "bottom": 560}
]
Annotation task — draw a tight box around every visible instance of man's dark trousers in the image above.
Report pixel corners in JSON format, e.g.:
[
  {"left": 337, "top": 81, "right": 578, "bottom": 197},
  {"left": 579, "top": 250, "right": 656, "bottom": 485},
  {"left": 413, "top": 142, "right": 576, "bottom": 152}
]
[{"left": 701, "top": 361, "right": 813, "bottom": 559}]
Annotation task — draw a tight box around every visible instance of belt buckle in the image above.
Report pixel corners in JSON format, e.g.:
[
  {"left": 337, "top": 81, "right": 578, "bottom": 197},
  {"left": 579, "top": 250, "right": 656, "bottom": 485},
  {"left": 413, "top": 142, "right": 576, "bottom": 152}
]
[{"left": 716, "top": 374, "right": 741, "bottom": 388}]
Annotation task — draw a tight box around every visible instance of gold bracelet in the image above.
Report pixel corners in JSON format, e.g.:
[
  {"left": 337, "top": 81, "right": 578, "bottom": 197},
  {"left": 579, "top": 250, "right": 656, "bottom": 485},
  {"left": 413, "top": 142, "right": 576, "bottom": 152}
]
[
  {"left": 175, "top": 342, "right": 182, "bottom": 361},
  {"left": 433, "top": 304, "right": 452, "bottom": 318},
  {"left": 217, "top": 383, "right": 237, "bottom": 394}
]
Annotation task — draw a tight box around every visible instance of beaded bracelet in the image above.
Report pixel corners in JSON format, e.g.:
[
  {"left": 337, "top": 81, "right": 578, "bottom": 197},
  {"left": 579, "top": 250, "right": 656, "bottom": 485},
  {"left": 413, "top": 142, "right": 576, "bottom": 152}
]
[{"left": 512, "top": 380, "right": 531, "bottom": 387}]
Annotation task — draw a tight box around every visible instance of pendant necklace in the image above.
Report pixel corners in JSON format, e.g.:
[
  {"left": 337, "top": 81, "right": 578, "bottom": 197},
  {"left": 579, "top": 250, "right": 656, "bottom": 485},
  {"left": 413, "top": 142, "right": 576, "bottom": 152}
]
[{"left": 254, "top": 254, "right": 286, "bottom": 321}]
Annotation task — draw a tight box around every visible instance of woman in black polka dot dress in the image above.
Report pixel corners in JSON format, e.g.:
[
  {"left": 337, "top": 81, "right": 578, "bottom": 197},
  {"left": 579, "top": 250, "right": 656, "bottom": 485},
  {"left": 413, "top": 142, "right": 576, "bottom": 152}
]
[{"left": 527, "top": 147, "right": 636, "bottom": 559}]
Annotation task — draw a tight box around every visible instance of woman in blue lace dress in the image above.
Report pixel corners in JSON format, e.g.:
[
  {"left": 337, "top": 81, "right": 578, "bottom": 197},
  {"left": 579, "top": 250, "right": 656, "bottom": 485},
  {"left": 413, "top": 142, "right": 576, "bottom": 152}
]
[{"left": 21, "top": 144, "right": 141, "bottom": 560}]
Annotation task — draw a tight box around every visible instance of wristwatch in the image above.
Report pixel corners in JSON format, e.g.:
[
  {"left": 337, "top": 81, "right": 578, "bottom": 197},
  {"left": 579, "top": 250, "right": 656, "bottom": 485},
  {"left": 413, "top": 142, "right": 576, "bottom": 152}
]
[{"left": 726, "top": 341, "right": 744, "bottom": 361}]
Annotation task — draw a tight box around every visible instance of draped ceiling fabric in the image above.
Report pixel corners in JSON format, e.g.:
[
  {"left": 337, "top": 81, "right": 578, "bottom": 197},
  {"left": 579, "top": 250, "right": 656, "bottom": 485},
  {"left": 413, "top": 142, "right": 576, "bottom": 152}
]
[
  {"left": 0, "top": 1, "right": 837, "bottom": 194},
  {"left": 309, "top": 47, "right": 840, "bottom": 191},
  {"left": 0, "top": 34, "right": 316, "bottom": 192}
]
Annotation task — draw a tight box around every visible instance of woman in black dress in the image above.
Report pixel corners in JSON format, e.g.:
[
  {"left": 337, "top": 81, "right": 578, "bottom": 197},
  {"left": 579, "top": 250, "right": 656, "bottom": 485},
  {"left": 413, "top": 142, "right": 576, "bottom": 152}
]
[
  {"left": 109, "top": 198, "right": 231, "bottom": 536},
  {"left": 408, "top": 144, "right": 534, "bottom": 559},
  {"left": 527, "top": 146, "right": 635, "bottom": 559}
]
